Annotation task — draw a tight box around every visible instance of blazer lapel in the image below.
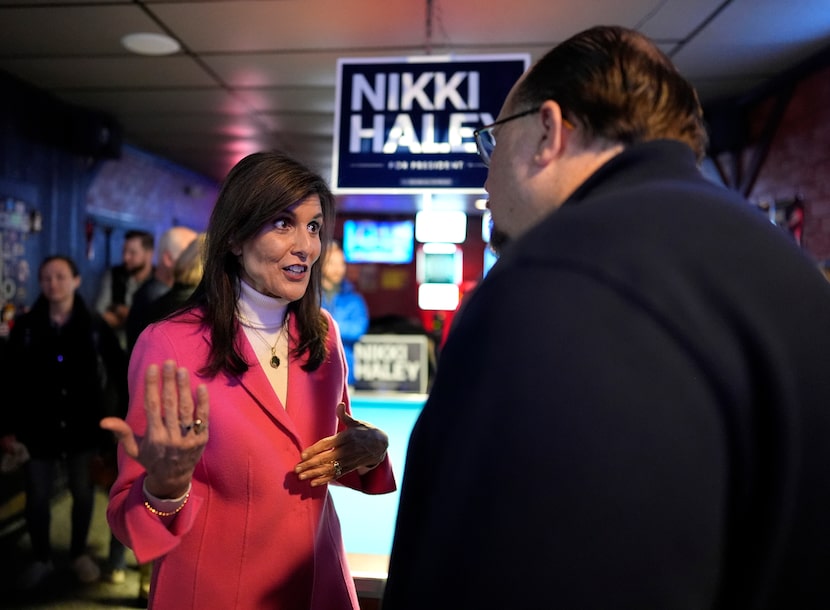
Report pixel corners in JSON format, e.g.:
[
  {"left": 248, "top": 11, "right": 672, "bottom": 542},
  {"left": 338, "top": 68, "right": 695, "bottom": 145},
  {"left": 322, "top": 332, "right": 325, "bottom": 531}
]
[{"left": 234, "top": 331, "right": 304, "bottom": 448}]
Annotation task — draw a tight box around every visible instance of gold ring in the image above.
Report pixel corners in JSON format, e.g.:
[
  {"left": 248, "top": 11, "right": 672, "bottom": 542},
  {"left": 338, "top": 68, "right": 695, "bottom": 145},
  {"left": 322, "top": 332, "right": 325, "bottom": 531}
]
[{"left": 193, "top": 419, "right": 204, "bottom": 434}]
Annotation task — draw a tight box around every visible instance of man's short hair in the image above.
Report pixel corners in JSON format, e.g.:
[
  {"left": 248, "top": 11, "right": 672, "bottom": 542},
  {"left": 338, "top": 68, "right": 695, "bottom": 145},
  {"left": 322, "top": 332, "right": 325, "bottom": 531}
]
[
  {"left": 125, "top": 229, "right": 154, "bottom": 251},
  {"left": 515, "top": 25, "right": 708, "bottom": 161}
]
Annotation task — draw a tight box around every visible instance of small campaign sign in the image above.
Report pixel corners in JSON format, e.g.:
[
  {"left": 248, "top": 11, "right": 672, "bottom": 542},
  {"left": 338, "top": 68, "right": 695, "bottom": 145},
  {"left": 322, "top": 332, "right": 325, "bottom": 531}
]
[{"left": 353, "top": 334, "right": 430, "bottom": 394}]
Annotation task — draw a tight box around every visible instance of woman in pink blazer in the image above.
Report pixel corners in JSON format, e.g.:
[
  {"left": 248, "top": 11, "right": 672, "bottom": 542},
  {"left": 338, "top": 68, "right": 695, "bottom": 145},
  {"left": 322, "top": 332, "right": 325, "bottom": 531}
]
[{"left": 101, "top": 151, "right": 395, "bottom": 609}]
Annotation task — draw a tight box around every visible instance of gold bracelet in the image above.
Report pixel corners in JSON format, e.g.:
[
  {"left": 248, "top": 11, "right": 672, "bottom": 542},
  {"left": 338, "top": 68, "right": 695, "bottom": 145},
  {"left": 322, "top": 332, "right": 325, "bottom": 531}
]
[{"left": 144, "top": 492, "right": 190, "bottom": 517}]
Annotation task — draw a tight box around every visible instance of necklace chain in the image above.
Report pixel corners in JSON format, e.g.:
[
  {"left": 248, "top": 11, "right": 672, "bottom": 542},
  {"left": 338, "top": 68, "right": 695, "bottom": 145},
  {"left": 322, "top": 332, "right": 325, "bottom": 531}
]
[{"left": 240, "top": 314, "right": 289, "bottom": 369}]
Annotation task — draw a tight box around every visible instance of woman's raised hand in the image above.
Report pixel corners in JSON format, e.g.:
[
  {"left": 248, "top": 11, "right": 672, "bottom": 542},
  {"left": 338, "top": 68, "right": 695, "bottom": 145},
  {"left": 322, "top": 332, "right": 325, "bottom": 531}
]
[{"left": 100, "top": 360, "right": 209, "bottom": 498}]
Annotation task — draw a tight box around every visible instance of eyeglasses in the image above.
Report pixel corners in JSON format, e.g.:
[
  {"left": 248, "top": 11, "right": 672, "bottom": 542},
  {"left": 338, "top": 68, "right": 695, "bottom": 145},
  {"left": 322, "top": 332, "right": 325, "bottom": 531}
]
[{"left": 473, "top": 107, "right": 540, "bottom": 166}]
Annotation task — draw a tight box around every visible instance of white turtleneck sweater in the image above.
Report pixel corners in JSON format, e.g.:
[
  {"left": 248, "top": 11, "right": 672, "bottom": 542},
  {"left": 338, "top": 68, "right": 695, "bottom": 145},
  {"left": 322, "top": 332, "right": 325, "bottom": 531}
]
[{"left": 236, "top": 280, "right": 290, "bottom": 407}]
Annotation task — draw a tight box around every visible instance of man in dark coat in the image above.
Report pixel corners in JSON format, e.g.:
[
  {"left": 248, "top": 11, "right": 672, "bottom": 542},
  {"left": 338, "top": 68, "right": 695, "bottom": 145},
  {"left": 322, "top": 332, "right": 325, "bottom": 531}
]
[{"left": 383, "top": 26, "right": 830, "bottom": 610}]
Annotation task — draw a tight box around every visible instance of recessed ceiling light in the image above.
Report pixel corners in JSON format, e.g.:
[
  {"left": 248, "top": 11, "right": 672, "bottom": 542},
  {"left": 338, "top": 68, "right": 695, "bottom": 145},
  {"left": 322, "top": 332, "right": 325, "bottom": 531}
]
[{"left": 121, "top": 32, "right": 180, "bottom": 56}]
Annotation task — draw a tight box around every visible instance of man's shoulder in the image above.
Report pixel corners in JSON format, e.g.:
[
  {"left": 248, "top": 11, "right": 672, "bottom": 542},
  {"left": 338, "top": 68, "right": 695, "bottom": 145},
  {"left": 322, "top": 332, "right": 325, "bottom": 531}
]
[
  {"left": 108, "top": 263, "right": 129, "bottom": 278},
  {"left": 135, "top": 278, "right": 168, "bottom": 301},
  {"left": 520, "top": 168, "right": 757, "bottom": 263}
]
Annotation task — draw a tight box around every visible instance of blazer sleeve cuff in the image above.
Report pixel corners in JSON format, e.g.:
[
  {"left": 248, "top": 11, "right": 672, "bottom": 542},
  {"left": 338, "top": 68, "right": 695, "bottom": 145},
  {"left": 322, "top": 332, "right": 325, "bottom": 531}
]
[{"left": 121, "top": 473, "right": 204, "bottom": 564}]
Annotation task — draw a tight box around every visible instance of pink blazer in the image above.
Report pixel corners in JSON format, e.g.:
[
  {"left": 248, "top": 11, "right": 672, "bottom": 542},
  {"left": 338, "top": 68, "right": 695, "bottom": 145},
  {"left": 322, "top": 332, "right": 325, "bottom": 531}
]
[{"left": 107, "top": 309, "right": 396, "bottom": 610}]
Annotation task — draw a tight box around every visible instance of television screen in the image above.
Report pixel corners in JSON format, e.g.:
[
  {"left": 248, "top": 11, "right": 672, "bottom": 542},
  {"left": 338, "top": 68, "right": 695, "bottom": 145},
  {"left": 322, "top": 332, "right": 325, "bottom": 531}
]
[{"left": 342, "top": 219, "right": 415, "bottom": 264}]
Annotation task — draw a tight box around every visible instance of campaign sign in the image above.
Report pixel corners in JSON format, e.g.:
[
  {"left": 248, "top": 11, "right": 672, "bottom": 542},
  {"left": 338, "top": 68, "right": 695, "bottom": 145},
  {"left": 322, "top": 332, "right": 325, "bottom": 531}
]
[
  {"left": 332, "top": 54, "right": 529, "bottom": 193},
  {"left": 353, "top": 334, "right": 430, "bottom": 394}
]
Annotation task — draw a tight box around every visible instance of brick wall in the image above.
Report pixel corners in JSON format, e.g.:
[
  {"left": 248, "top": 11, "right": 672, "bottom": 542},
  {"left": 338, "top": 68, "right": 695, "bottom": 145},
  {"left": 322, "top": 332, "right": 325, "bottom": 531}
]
[
  {"left": 86, "top": 144, "right": 217, "bottom": 238},
  {"left": 748, "top": 64, "right": 830, "bottom": 263},
  {"left": 81, "top": 145, "right": 219, "bottom": 303}
]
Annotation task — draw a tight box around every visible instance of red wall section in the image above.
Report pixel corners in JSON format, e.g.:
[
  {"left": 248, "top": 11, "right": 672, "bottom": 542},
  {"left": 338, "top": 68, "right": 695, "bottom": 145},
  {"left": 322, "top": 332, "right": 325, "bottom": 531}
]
[{"left": 748, "top": 65, "right": 830, "bottom": 262}]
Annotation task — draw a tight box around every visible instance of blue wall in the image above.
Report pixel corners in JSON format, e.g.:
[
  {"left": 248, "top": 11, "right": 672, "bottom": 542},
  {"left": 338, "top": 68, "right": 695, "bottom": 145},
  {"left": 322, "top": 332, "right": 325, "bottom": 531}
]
[{"left": 0, "top": 69, "right": 218, "bottom": 312}]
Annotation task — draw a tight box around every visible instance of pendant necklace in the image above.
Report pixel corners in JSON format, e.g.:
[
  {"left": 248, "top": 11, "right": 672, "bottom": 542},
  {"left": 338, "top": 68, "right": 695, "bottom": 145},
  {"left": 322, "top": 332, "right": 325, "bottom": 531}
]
[{"left": 241, "top": 314, "right": 289, "bottom": 369}]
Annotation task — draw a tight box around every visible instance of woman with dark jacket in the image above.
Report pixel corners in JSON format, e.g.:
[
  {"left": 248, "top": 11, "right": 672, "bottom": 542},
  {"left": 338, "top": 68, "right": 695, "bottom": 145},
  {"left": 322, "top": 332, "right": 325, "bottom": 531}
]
[{"left": 3, "top": 255, "right": 127, "bottom": 589}]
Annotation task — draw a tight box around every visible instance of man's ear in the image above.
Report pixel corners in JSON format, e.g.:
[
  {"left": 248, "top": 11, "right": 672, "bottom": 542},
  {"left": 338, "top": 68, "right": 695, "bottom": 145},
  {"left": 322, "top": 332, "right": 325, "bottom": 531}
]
[
  {"left": 534, "top": 100, "right": 570, "bottom": 166},
  {"left": 162, "top": 250, "right": 175, "bottom": 268}
]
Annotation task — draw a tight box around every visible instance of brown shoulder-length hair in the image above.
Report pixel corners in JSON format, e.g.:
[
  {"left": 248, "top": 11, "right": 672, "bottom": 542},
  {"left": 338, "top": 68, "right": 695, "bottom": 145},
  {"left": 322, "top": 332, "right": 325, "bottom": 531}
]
[
  {"left": 187, "top": 150, "right": 335, "bottom": 379},
  {"left": 515, "top": 25, "right": 708, "bottom": 162}
]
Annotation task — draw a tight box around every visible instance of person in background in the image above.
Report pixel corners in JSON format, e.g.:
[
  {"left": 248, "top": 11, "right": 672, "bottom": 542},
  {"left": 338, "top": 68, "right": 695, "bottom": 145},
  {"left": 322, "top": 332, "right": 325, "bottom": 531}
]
[
  {"left": 120, "top": 231, "right": 205, "bottom": 603},
  {"left": 144, "top": 232, "right": 206, "bottom": 325},
  {"left": 95, "top": 229, "right": 154, "bottom": 350},
  {"left": 104, "top": 226, "right": 196, "bottom": 589},
  {"left": 383, "top": 25, "right": 830, "bottom": 610},
  {"left": 321, "top": 239, "right": 369, "bottom": 386},
  {"left": 91, "top": 227, "right": 159, "bottom": 589},
  {"left": 100, "top": 151, "right": 395, "bottom": 609},
  {"left": 3, "top": 255, "right": 127, "bottom": 589},
  {"left": 125, "top": 225, "right": 198, "bottom": 353}
]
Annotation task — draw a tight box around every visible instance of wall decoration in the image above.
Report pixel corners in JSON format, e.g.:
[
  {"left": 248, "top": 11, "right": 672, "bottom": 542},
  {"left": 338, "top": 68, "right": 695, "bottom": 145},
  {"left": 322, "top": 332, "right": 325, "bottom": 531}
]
[{"left": 0, "top": 195, "right": 42, "bottom": 328}]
